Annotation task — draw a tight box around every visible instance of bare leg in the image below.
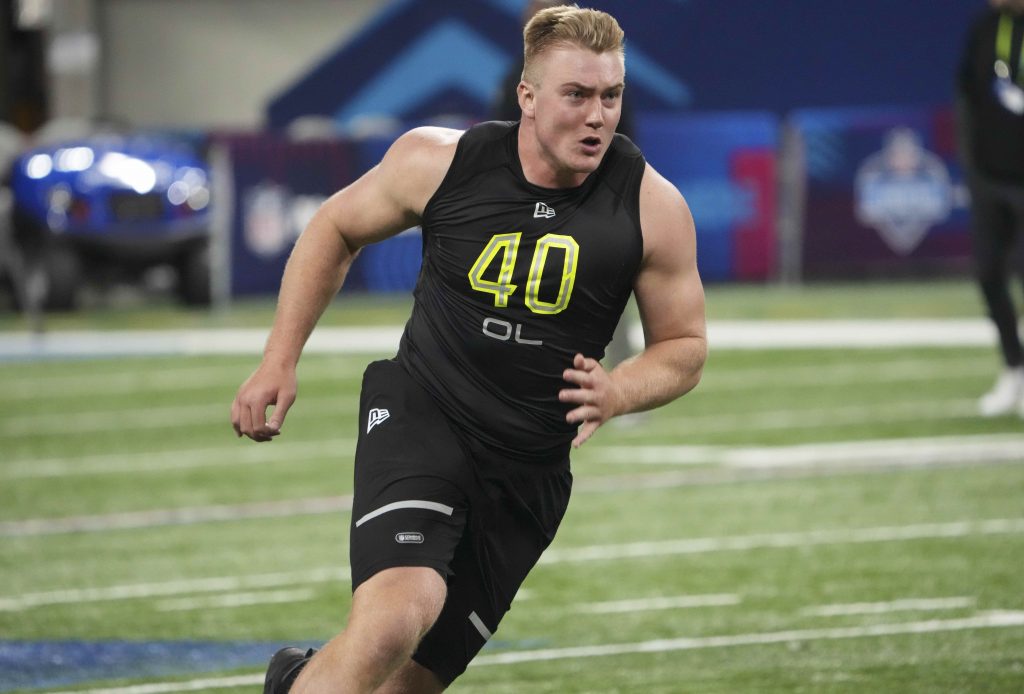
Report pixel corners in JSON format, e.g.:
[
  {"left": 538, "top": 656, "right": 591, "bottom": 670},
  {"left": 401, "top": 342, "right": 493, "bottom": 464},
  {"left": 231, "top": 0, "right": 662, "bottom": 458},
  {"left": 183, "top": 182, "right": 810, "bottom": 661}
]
[
  {"left": 291, "top": 567, "right": 447, "bottom": 694},
  {"left": 375, "top": 658, "right": 446, "bottom": 694}
]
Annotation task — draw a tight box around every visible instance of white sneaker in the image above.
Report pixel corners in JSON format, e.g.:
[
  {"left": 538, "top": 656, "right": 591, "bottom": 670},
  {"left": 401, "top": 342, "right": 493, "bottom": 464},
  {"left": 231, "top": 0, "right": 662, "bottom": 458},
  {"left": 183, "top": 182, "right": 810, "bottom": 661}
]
[{"left": 978, "top": 367, "right": 1024, "bottom": 417}]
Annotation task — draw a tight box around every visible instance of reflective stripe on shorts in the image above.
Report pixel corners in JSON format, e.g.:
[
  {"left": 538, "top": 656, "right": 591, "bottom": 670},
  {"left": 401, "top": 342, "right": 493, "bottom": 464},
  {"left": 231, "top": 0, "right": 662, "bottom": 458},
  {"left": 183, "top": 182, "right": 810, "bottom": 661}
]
[
  {"left": 468, "top": 611, "right": 492, "bottom": 640},
  {"left": 354, "top": 500, "right": 456, "bottom": 528}
]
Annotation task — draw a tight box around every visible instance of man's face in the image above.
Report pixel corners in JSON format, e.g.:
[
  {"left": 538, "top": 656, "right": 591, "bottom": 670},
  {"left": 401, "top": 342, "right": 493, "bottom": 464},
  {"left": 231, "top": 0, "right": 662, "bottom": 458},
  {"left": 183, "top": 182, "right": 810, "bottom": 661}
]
[{"left": 520, "top": 45, "right": 624, "bottom": 181}]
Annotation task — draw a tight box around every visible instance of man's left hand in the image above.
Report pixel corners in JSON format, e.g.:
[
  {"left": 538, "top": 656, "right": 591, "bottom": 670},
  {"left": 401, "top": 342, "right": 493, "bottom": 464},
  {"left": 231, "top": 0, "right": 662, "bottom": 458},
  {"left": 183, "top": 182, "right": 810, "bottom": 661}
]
[{"left": 560, "top": 353, "right": 622, "bottom": 448}]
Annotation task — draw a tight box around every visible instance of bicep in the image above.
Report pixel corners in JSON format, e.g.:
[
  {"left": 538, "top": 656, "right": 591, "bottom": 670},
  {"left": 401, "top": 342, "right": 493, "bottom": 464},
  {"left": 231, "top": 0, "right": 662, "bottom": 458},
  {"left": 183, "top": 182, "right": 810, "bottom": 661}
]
[
  {"left": 633, "top": 171, "right": 706, "bottom": 347},
  {"left": 317, "top": 127, "right": 458, "bottom": 252},
  {"left": 318, "top": 166, "right": 420, "bottom": 252}
]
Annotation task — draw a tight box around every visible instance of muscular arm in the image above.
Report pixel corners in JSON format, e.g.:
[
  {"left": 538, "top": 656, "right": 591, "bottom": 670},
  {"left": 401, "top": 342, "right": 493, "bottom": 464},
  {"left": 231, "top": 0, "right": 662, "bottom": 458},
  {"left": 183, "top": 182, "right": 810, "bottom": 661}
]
[
  {"left": 561, "top": 164, "right": 706, "bottom": 446},
  {"left": 612, "top": 165, "right": 707, "bottom": 408},
  {"left": 231, "top": 127, "right": 460, "bottom": 441}
]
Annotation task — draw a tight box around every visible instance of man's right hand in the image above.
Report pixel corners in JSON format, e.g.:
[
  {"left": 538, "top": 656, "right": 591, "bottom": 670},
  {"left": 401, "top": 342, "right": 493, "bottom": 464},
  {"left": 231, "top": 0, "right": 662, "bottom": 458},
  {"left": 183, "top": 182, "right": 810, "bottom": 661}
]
[{"left": 231, "top": 362, "right": 297, "bottom": 442}]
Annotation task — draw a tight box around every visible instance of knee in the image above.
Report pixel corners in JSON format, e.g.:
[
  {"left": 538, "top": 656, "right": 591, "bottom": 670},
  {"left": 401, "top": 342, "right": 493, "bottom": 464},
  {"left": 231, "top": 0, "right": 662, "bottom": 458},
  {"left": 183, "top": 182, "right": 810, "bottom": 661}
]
[{"left": 348, "top": 567, "right": 447, "bottom": 655}]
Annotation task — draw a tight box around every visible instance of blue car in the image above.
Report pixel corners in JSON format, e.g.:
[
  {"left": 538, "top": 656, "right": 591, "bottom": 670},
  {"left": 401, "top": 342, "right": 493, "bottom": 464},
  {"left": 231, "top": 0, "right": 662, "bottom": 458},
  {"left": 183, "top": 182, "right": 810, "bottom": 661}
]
[{"left": 7, "top": 132, "right": 212, "bottom": 309}]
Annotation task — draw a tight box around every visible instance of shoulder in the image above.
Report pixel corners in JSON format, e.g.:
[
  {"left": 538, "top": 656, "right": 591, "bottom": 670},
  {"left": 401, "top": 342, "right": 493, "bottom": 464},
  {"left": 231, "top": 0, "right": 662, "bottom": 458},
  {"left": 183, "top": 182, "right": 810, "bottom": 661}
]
[
  {"left": 377, "top": 126, "right": 463, "bottom": 217},
  {"left": 448, "top": 120, "right": 517, "bottom": 165},
  {"left": 383, "top": 126, "right": 463, "bottom": 174},
  {"left": 639, "top": 163, "right": 683, "bottom": 206},
  {"left": 421, "top": 121, "right": 518, "bottom": 204},
  {"left": 381, "top": 123, "right": 516, "bottom": 202},
  {"left": 639, "top": 163, "right": 696, "bottom": 261}
]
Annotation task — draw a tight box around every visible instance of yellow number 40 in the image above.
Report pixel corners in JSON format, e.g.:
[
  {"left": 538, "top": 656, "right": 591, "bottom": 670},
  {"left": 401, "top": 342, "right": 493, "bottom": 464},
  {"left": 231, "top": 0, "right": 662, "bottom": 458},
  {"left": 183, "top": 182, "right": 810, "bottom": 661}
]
[{"left": 467, "top": 232, "right": 580, "bottom": 315}]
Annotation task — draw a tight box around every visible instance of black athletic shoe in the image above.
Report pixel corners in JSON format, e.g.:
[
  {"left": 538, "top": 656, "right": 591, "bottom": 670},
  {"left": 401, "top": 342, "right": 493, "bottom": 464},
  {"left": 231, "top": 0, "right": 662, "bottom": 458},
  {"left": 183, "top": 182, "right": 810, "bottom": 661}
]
[{"left": 263, "top": 646, "right": 317, "bottom": 694}]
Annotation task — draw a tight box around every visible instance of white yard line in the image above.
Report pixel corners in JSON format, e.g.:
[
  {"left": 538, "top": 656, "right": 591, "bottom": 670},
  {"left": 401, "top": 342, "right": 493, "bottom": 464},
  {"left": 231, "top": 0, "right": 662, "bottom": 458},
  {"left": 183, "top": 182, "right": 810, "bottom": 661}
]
[
  {"left": 802, "top": 597, "right": 977, "bottom": 617},
  {"left": 701, "top": 357, "right": 993, "bottom": 391},
  {"left": 1, "top": 393, "right": 357, "bottom": 436},
  {"left": 725, "top": 435, "right": 1024, "bottom": 468},
  {"left": 0, "top": 567, "right": 348, "bottom": 612},
  {"left": 0, "top": 495, "right": 352, "bottom": 538},
  {"left": 6, "top": 360, "right": 364, "bottom": 401},
  {"left": 37, "top": 611, "right": 1024, "bottom": 693},
  {"left": 1, "top": 438, "right": 355, "bottom": 479},
  {"left": 538, "top": 518, "right": 1024, "bottom": 565},
  {"left": 699, "top": 319, "right": 997, "bottom": 350},
  {"left": 472, "top": 611, "right": 1024, "bottom": 666},
  {"left": 2, "top": 402, "right": 229, "bottom": 434},
  {"left": 574, "top": 594, "right": 741, "bottom": 614},
  {"left": 618, "top": 399, "right": 980, "bottom": 439},
  {"left": 2, "top": 354, "right": 987, "bottom": 402},
  {"left": 4, "top": 429, "right": 1014, "bottom": 483},
  {"left": 591, "top": 433, "right": 1024, "bottom": 468},
  {"left": 0, "top": 327, "right": 403, "bottom": 360},
  {"left": 41, "top": 674, "right": 264, "bottom": 694},
  {"left": 4, "top": 436, "right": 1021, "bottom": 535},
  {"left": 5, "top": 518, "right": 1022, "bottom": 611},
  {"left": 155, "top": 587, "right": 316, "bottom": 612},
  {"left": 0, "top": 320, "right": 997, "bottom": 363}
]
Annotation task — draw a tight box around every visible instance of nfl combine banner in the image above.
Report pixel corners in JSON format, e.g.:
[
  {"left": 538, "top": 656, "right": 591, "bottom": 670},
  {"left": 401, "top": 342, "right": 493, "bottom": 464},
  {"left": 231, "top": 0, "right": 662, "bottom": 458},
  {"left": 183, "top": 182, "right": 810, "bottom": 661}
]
[{"left": 788, "top": 106, "right": 972, "bottom": 280}]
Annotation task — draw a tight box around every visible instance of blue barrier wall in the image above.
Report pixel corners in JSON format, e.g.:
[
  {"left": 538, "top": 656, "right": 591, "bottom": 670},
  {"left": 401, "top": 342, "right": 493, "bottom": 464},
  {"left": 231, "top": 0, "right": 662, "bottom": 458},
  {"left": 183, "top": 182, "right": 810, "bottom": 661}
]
[
  {"left": 220, "top": 115, "right": 783, "bottom": 296},
  {"left": 639, "top": 112, "right": 779, "bottom": 282},
  {"left": 216, "top": 132, "right": 426, "bottom": 296}
]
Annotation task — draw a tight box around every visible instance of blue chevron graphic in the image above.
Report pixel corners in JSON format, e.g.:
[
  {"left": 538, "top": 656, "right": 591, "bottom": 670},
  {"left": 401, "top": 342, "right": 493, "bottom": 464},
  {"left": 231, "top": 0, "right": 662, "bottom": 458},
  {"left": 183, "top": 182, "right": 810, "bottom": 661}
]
[
  {"left": 333, "top": 20, "right": 510, "bottom": 127},
  {"left": 476, "top": 0, "right": 691, "bottom": 107},
  {"left": 481, "top": 0, "right": 523, "bottom": 15},
  {"left": 627, "top": 50, "right": 691, "bottom": 107}
]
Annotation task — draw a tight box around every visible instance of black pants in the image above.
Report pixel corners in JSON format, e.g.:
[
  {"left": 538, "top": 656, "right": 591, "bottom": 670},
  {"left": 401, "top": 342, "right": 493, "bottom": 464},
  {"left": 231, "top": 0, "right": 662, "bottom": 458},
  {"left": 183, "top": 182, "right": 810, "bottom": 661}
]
[{"left": 967, "top": 172, "right": 1024, "bottom": 368}]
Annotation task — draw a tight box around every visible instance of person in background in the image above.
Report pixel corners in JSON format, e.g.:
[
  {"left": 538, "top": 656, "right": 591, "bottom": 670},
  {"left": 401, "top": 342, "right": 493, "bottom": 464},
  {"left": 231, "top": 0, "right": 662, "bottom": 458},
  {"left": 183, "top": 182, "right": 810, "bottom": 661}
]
[
  {"left": 957, "top": 0, "right": 1024, "bottom": 417},
  {"left": 234, "top": 6, "right": 705, "bottom": 693}
]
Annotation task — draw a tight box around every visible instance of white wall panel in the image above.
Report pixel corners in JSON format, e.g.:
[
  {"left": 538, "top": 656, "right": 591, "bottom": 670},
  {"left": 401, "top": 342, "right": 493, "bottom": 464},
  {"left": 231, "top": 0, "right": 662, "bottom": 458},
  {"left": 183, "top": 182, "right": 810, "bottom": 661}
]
[{"left": 99, "top": 0, "right": 381, "bottom": 128}]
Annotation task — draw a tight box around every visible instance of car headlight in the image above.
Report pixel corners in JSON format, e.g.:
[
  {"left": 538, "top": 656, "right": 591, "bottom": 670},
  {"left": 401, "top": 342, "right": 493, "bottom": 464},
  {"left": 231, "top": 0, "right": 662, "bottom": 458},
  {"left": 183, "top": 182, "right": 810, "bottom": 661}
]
[
  {"left": 47, "top": 184, "right": 72, "bottom": 213},
  {"left": 187, "top": 185, "right": 210, "bottom": 211}
]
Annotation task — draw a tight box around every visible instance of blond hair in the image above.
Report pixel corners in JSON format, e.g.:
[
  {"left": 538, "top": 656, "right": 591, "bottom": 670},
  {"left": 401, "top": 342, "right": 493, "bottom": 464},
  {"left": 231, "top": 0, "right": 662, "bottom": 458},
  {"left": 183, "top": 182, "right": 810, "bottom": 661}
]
[{"left": 522, "top": 5, "right": 625, "bottom": 83}]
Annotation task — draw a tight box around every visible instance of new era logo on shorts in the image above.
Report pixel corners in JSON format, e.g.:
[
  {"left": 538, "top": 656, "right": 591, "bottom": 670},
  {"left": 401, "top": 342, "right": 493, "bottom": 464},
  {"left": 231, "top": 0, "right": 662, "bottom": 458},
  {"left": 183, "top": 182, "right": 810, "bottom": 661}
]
[{"left": 367, "top": 407, "right": 390, "bottom": 433}]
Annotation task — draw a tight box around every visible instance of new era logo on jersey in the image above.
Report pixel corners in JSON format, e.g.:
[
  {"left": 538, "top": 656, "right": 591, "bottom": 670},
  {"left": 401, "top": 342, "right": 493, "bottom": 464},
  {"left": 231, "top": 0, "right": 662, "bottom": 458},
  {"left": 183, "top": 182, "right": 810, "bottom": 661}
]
[
  {"left": 367, "top": 407, "right": 390, "bottom": 433},
  {"left": 533, "top": 202, "right": 556, "bottom": 219}
]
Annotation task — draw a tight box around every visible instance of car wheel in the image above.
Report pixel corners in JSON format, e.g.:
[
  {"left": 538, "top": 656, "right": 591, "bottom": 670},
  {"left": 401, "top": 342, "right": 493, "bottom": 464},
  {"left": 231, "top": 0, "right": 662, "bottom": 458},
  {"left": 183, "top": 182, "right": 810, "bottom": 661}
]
[{"left": 178, "top": 242, "right": 211, "bottom": 306}]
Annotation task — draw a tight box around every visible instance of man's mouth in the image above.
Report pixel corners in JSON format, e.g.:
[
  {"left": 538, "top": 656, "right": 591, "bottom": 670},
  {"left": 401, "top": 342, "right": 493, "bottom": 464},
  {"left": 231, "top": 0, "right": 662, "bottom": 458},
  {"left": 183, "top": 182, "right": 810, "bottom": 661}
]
[{"left": 580, "top": 136, "right": 602, "bottom": 152}]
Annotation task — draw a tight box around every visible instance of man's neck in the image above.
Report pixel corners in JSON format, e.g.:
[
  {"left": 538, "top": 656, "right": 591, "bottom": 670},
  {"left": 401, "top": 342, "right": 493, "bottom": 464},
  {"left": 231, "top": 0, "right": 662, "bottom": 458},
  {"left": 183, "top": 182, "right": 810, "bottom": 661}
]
[{"left": 517, "top": 121, "right": 589, "bottom": 189}]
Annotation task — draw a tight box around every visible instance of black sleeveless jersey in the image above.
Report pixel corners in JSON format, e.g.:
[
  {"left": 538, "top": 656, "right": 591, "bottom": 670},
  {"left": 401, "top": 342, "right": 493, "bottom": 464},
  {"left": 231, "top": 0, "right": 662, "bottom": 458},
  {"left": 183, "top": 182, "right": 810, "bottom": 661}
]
[{"left": 396, "top": 121, "right": 646, "bottom": 464}]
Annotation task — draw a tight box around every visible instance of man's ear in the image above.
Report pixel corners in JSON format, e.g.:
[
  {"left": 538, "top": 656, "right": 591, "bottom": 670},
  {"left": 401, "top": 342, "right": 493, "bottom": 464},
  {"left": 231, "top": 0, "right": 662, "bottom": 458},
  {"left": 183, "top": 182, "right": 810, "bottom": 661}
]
[{"left": 518, "top": 80, "right": 536, "bottom": 119}]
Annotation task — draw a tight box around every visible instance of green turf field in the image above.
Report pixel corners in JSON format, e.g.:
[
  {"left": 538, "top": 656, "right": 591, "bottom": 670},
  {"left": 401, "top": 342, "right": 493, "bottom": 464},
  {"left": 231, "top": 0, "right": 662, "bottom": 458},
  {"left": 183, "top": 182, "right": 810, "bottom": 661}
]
[{"left": 2, "top": 281, "right": 1023, "bottom": 692}]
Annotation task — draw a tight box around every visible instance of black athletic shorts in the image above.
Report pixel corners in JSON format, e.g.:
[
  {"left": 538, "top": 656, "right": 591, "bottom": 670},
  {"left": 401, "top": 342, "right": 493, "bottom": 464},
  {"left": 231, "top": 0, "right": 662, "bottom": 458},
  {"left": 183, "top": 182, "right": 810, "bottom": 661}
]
[{"left": 349, "top": 358, "right": 573, "bottom": 685}]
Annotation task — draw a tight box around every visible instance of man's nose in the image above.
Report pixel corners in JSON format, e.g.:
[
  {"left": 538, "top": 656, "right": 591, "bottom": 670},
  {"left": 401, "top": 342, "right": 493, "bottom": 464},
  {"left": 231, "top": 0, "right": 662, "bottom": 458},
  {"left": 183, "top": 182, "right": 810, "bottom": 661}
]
[{"left": 585, "top": 97, "right": 604, "bottom": 128}]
